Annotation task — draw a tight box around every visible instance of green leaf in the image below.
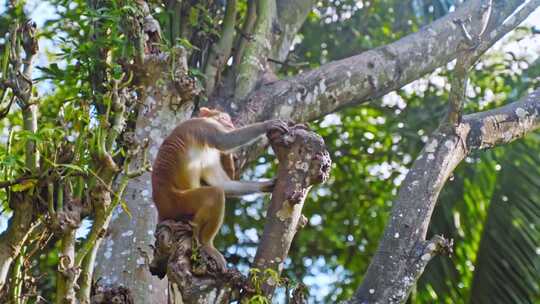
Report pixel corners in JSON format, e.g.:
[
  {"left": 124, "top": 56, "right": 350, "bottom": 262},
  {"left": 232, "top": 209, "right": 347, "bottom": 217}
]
[
  {"left": 11, "top": 179, "right": 37, "bottom": 192},
  {"left": 188, "top": 7, "right": 199, "bottom": 26},
  {"left": 120, "top": 200, "right": 132, "bottom": 219}
]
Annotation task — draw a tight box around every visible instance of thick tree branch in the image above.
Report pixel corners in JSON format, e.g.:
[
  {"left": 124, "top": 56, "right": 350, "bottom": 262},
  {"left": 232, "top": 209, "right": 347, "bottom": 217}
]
[
  {"left": 463, "top": 89, "right": 540, "bottom": 148},
  {"left": 252, "top": 125, "right": 330, "bottom": 298},
  {"left": 0, "top": 17, "right": 39, "bottom": 292},
  {"left": 95, "top": 48, "right": 196, "bottom": 303},
  {"left": 349, "top": 88, "right": 540, "bottom": 303},
  {"left": 149, "top": 221, "right": 250, "bottom": 304},
  {"left": 164, "top": 0, "right": 182, "bottom": 45},
  {"left": 239, "top": 0, "right": 531, "bottom": 124}
]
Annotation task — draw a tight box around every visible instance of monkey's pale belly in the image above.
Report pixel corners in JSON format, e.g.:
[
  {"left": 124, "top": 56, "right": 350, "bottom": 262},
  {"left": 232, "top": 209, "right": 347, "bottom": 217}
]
[{"left": 186, "top": 146, "right": 221, "bottom": 169}]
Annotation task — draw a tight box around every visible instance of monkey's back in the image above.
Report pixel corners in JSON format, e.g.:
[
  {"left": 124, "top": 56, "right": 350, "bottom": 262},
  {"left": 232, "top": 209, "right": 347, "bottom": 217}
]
[
  {"left": 151, "top": 118, "right": 224, "bottom": 218},
  {"left": 152, "top": 119, "right": 208, "bottom": 187}
]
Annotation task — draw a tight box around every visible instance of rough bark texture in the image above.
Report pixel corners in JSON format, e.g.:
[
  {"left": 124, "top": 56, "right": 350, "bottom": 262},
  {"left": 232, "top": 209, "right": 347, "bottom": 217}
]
[
  {"left": 0, "top": 19, "right": 39, "bottom": 294},
  {"left": 149, "top": 221, "right": 250, "bottom": 304},
  {"left": 253, "top": 125, "right": 331, "bottom": 297},
  {"left": 234, "top": 0, "right": 277, "bottom": 100},
  {"left": 94, "top": 51, "right": 197, "bottom": 303},
  {"left": 239, "top": 0, "right": 523, "bottom": 125},
  {"left": 272, "top": 0, "right": 318, "bottom": 62},
  {"left": 90, "top": 284, "right": 134, "bottom": 304},
  {"left": 349, "top": 88, "right": 540, "bottom": 303}
]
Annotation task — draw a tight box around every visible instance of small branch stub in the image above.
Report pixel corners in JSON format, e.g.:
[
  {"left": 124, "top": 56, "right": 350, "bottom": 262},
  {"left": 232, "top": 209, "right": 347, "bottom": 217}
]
[
  {"left": 268, "top": 123, "right": 331, "bottom": 197},
  {"left": 417, "top": 235, "right": 454, "bottom": 267}
]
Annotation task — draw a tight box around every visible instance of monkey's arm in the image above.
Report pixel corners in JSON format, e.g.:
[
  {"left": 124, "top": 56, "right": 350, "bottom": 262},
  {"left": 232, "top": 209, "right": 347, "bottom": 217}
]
[
  {"left": 202, "top": 164, "right": 274, "bottom": 196},
  {"left": 221, "top": 180, "right": 274, "bottom": 196},
  {"left": 209, "top": 120, "right": 288, "bottom": 151}
]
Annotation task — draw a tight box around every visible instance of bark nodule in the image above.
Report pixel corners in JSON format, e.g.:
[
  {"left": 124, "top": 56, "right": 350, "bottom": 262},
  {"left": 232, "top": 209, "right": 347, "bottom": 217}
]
[{"left": 149, "top": 220, "right": 251, "bottom": 304}]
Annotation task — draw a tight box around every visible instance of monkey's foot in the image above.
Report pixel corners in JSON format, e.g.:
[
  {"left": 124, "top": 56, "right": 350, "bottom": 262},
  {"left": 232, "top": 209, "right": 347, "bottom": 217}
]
[{"left": 201, "top": 245, "right": 227, "bottom": 272}]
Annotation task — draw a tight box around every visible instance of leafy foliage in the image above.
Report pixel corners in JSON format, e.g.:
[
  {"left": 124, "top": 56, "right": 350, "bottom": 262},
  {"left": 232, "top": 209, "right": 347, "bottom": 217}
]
[{"left": 0, "top": 1, "right": 150, "bottom": 301}]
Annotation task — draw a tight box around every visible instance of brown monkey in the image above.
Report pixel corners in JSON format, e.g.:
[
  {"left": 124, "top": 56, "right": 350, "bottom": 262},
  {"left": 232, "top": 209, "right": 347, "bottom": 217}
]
[{"left": 151, "top": 107, "right": 288, "bottom": 270}]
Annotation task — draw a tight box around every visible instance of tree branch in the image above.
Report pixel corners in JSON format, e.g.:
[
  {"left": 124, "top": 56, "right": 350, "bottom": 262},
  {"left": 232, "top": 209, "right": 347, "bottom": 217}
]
[
  {"left": 252, "top": 125, "right": 331, "bottom": 299},
  {"left": 0, "top": 15, "right": 40, "bottom": 292},
  {"left": 349, "top": 88, "right": 540, "bottom": 303},
  {"left": 94, "top": 46, "right": 194, "bottom": 303},
  {"left": 234, "top": 0, "right": 276, "bottom": 100},
  {"left": 447, "top": 0, "right": 539, "bottom": 126},
  {"left": 232, "top": 0, "right": 257, "bottom": 68},
  {"left": 203, "top": 0, "right": 237, "bottom": 94},
  {"left": 270, "top": 0, "right": 317, "bottom": 63},
  {"left": 0, "top": 175, "right": 37, "bottom": 189},
  {"left": 238, "top": 0, "right": 532, "bottom": 124},
  {"left": 445, "top": 0, "right": 494, "bottom": 126}
]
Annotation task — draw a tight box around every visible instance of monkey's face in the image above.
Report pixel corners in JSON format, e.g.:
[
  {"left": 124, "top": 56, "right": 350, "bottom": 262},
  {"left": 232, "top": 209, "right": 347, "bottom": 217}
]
[{"left": 199, "top": 107, "right": 235, "bottom": 130}]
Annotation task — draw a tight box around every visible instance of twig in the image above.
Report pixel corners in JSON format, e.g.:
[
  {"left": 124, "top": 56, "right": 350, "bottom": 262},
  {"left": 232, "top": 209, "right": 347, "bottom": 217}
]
[
  {"left": 267, "top": 57, "right": 309, "bottom": 68},
  {"left": 444, "top": 0, "right": 539, "bottom": 127}
]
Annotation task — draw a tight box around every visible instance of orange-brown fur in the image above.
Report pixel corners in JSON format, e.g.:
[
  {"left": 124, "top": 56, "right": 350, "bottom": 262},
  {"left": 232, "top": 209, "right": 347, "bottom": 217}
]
[{"left": 151, "top": 108, "right": 287, "bottom": 270}]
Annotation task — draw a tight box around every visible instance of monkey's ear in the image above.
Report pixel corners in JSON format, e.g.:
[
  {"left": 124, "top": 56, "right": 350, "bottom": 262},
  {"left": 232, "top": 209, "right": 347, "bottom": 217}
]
[{"left": 199, "top": 107, "right": 213, "bottom": 117}]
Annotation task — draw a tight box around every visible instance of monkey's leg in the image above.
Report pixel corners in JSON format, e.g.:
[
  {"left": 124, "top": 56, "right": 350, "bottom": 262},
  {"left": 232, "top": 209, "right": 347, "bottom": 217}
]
[
  {"left": 194, "top": 187, "right": 227, "bottom": 271},
  {"left": 171, "top": 187, "right": 227, "bottom": 270},
  {"left": 191, "top": 187, "right": 225, "bottom": 245}
]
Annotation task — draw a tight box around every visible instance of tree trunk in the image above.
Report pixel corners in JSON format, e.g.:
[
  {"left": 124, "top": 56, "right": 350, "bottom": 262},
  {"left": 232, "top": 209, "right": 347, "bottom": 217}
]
[{"left": 95, "top": 51, "right": 195, "bottom": 303}]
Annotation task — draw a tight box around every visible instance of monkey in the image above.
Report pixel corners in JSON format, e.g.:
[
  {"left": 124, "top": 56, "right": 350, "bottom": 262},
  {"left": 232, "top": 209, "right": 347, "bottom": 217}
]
[{"left": 151, "top": 107, "right": 288, "bottom": 270}]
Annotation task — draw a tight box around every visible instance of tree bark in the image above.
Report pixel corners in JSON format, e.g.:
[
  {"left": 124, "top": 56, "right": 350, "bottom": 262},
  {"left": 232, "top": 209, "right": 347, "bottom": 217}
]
[
  {"left": 0, "top": 19, "right": 39, "bottom": 293},
  {"left": 349, "top": 88, "right": 540, "bottom": 303},
  {"left": 239, "top": 0, "right": 525, "bottom": 125},
  {"left": 94, "top": 51, "right": 196, "bottom": 303},
  {"left": 253, "top": 125, "right": 331, "bottom": 298}
]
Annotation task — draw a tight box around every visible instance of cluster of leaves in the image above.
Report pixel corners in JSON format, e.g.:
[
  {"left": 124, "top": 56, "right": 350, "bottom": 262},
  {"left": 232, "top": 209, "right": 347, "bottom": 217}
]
[
  {"left": 0, "top": 0, "right": 150, "bottom": 301},
  {"left": 246, "top": 268, "right": 281, "bottom": 304},
  {"left": 0, "top": 0, "right": 132, "bottom": 202}
]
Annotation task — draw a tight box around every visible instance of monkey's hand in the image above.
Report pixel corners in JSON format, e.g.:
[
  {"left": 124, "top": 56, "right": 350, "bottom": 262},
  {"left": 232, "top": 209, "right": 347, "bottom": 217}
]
[
  {"left": 265, "top": 119, "right": 289, "bottom": 135},
  {"left": 259, "top": 178, "right": 277, "bottom": 192}
]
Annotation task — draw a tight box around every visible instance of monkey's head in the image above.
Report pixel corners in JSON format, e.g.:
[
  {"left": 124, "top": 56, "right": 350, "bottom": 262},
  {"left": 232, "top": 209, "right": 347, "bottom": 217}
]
[{"left": 199, "top": 107, "right": 235, "bottom": 130}]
